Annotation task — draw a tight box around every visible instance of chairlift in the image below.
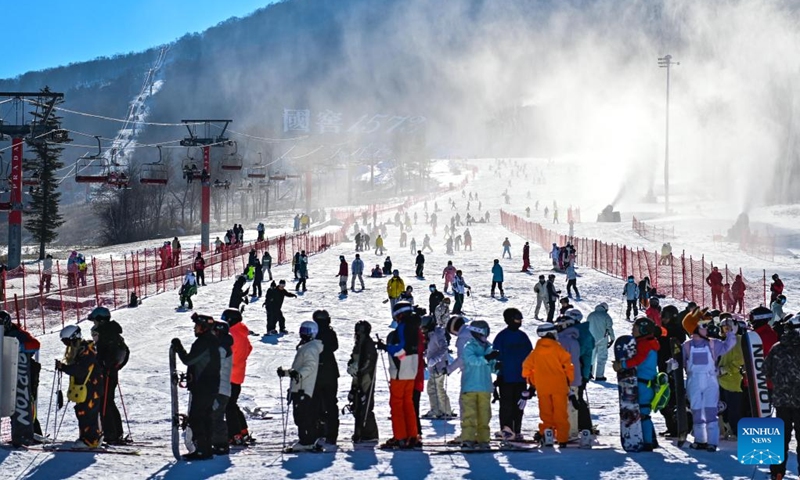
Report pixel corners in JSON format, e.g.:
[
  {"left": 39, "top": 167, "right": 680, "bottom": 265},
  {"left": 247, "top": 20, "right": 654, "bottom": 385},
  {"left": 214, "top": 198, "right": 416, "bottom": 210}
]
[
  {"left": 22, "top": 167, "right": 40, "bottom": 187},
  {"left": 220, "top": 141, "right": 243, "bottom": 171},
  {"left": 140, "top": 146, "right": 169, "bottom": 185},
  {"left": 75, "top": 137, "right": 110, "bottom": 184},
  {"left": 106, "top": 149, "right": 130, "bottom": 188},
  {"left": 182, "top": 148, "right": 204, "bottom": 180},
  {"left": 0, "top": 181, "right": 10, "bottom": 211},
  {"left": 213, "top": 179, "right": 231, "bottom": 189}
]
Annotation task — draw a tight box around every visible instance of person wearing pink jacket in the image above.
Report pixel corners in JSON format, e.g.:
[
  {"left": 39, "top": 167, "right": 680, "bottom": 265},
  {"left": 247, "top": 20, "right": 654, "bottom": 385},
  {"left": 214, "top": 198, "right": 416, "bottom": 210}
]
[{"left": 442, "top": 261, "right": 457, "bottom": 293}]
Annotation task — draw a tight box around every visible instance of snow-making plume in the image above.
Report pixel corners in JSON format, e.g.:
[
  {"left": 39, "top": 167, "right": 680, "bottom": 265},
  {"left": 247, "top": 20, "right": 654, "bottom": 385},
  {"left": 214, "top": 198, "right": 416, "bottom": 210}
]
[{"left": 168, "top": 0, "right": 799, "bottom": 212}]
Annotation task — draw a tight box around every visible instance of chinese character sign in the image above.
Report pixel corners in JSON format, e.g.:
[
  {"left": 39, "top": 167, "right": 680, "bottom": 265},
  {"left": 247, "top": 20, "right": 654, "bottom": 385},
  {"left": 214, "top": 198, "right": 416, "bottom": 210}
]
[
  {"left": 283, "top": 109, "right": 310, "bottom": 133},
  {"left": 316, "top": 110, "right": 342, "bottom": 134}
]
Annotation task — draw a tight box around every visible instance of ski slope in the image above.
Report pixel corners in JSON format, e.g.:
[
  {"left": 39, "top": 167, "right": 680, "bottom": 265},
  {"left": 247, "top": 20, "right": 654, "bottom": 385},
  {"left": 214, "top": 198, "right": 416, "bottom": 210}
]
[{"left": 1, "top": 159, "right": 789, "bottom": 479}]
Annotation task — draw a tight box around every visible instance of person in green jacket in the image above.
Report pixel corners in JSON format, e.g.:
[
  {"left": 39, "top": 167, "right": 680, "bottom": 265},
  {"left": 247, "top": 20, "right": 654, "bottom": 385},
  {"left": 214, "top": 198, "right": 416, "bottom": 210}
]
[{"left": 717, "top": 313, "right": 744, "bottom": 440}]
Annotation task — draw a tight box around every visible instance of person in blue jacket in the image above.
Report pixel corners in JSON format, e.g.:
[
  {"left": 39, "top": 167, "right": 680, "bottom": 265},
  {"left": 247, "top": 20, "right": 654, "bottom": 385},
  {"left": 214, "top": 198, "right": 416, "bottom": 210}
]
[
  {"left": 490, "top": 259, "right": 505, "bottom": 298},
  {"left": 459, "top": 320, "right": 500, "bottom": 450},
  {"left": 492, "top": 308, "right": 533, "bottom": 441}
]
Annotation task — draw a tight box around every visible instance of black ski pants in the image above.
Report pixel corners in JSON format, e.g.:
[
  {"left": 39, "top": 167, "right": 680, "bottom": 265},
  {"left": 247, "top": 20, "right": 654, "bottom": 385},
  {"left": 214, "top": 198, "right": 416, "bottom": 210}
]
[
  {"left": 189, "top": 392, "right": 215, "bottom": 454},
  {"left": 196, "top": 269, "right": 205, "bottom": 286},
  {"left": 101, "top": 370, "right": 124, "bottom": 443},
  {"left": 316, "top": 380, "right": 340, "bottom": 443},
  {"left": 771, "top": 406, "right": 800, "bottom": 477},
  {"left": 211, "top": 393, "right": 230, "bottom": 448},
  {"left": 353, "top": 377, "right": 378, "bottom": 442},
  {"left": 499, "top": 382, "right": 527, "bottom": 434},
  {"left": 226, "top": 383, "right": 248, "bottom": 439},
  {"left": 626, "top": 300, "right": 638, "bottom": 319},
  {"left": 546, "top": 301, "right": 556, "bottom": 323},
  {"left": 292, "top": 392, "right": 320, "bottom": 446}
]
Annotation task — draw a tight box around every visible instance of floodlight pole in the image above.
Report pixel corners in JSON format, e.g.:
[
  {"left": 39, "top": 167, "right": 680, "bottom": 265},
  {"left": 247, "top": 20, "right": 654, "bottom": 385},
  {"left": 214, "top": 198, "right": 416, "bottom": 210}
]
[{"left": 658, "top": 55, "right": 678, "bottom": 214}]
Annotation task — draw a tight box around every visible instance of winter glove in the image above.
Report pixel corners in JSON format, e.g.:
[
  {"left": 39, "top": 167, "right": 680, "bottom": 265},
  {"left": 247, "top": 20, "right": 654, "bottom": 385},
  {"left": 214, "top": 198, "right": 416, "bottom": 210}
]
[
  {"left": 288, "top": 369, "right": 301, "bottom": 382},
  {"left": 171, "top": 338, "right": 183, "bottom": 352},
  {"left": 347, "top": 390, "right": 356, "bottom": 403},
  {"left": 277, "top": 367, "right": 288, "bottom": 378},
  {"left": 518, "top": 389, "right": 534, "bottom": 410},
  {"left": 54, "top": 360, "right": 64, "bottom": 371},
  {"left": 484, "top": 350, "right": 500, "bottom": 361},
  {"left": 346, "top": 361, "right": 358, "bottom": 377},
  {"left": 612, "top": 361, "right": 623, "bottom": 373},
  {"left": 569, "top": 392, "right": 580, "bottom": 410},
  {"left": 376, "top": 339, "right": 387, "bottom": 351}
]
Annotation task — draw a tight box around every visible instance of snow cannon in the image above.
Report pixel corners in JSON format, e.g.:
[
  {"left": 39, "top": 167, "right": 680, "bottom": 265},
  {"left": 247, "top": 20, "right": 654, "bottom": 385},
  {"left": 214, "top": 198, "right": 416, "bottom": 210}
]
[{"left": 597, "top": 205, "right": 621, "bottom": 223}]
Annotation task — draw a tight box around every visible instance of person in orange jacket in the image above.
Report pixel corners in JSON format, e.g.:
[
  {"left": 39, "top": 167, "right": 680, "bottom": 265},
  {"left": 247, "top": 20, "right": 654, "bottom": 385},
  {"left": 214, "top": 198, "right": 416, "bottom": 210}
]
[
  {"left": 221, "top": 308, "right": 254, "bottom": 445},
  {"left": 522, "top": 322, "right": 574, "bottom": 447}
]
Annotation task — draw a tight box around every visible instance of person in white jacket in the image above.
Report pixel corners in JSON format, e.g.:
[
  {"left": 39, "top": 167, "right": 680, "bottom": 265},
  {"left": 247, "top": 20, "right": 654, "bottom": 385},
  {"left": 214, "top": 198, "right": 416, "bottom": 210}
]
[
  {"left": 351, "top": 253, "right": 365, "bottom": 292},
  {"left": 587, "top": 303, "right": 615, "bottom": 381},
  {"left": 532, "top": 275, "right": 549, "bottom": 320}
]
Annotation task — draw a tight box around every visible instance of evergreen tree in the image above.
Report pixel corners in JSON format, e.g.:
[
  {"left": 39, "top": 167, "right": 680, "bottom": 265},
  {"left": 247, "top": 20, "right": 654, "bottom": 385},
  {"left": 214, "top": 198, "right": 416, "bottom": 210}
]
[{"left": 25, "top": 91, "right": 69, "bottom": 260}]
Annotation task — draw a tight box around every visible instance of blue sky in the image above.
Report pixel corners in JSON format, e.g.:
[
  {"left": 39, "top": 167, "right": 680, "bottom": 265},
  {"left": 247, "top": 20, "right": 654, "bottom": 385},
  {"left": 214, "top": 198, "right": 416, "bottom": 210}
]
[{"left": 0, "top": 0, "right": 274, "bottom": 79}]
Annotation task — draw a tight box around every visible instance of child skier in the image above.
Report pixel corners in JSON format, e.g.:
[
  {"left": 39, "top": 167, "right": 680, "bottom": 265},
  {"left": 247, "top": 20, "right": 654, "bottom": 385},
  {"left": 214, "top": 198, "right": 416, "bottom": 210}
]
[
  {"left": 180, "top": 270, "right": 198, "bottom": 310},
  {"left": 459, "top": 320, "right": 500, "bottom": 449},
  {"left": 622, "top": 275, "right": 639, "bottom": 320},
  {"left": 492, "top": 308, "right": 533, "bottom": 441},
  {"left": 347, "top": 321, "right": 379, "bottom": 443},
  {"left": 522, "top": 323, "right": 574, "bottom": 447},
  {"left": 681, "top": 309, "right": 737, "bottom": 451},
  {"left": 422, "top": 315, "right": 453, "bottom": 419},
  {"left": 277, "top": 321, "right": 324, "bottom": 451}
]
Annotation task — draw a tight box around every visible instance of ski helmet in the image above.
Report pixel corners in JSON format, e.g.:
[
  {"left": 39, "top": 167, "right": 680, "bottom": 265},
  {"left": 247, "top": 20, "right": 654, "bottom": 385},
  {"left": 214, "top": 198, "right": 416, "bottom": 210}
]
[
  {"left": 299, "top": 320, "right": 319, "bottom": 341},
  {"left": 446, "top": 315, "right": 466, "bottom": 336},
  {"left": 313, "top": 310, "right": 331, "bottom": 328},
  {"left": 633, "top": 316, "right": 657, "bottom": 337},
  {"left": 503, "top": 308, "right": 523, "bottom": 327},
  {"left": 191, "top": 312, "right": 215, "bottom": 332},
  {"left": 220, "top": 308, "right": 243, "bottom": 326},
  {"left": 354, "top": 320, "right": 372, "bottom": 337},
  {"left": 661, "top": 305, "right": 679, "bottom": 322},
  {"left": 212, "top": 320, "right": 230, "bottom": 336},
  {"left": 392, "top": 301, "right": 414, "bottom": 320},
  {"left": 748, "top": 306, "right": 773, "bottom": 327},
  {"left": 88, "top": 306, "right": 111, "bottom": 323},
  {"left": 536, "top": 323, "right": 558, "bottom": 338},
  {"left": 468, "top": 320, "right": 490, "bottom": 340},
  {"left": 597, "top": 302, "right": 609, "bottom": 312},
  {"left": 565, "top": 309, "right": 583, "bottom": 323},
  {"left": 649, "top": 298, "right": 660, "bottom": 309},
  {"left": 0, "top": 310, "right": 12, "bottom": 330},
  {"left": 60, "top": 325, "right": 81, "bottom": 343},
  {"left": 778, "top": 295, "right": 787, "bottom": 305}
]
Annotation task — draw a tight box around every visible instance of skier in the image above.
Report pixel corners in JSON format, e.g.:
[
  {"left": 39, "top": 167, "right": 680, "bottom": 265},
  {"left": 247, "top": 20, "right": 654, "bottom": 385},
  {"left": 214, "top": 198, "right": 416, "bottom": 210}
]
[
  {"left": 522, "top": 322, "right": 574, "bottom": 447},
  {"left": 587, "top": 303, "right": 615, "bottom": 382},
  {"left": 612, "top": 316, "right": 661, "bottom": 451},
  {"left": 565, "top": 262, "right": 580, "bottom": 300},
  {"left": 492, "top": 308, "right": 533, "bottom": 441},
  {"left": 180, "top": 270, "right": 198, "bottom": 310},
  {"left": 442, "top": 261, "right": 457, "bottom": 293},
  {"left": 638, "top": 276, "right": 651, "bottom": 310},
  {"left": 764, "top": 315, "right": 800, "bottom": 480},
  {"left": 264, "top": 280, "right": 296, "bottom": 335},
  {"left": 221, "top": 308, "right": 253, "bottom": 446},
  {"left": 375, "top": 235, "right": 385, "bottom": 256},
  {"left": 2, "top": 310, "right": 42, "bottom": 445},
  {"left": 522, "top": 242, "right": 530, "bottom": 272},
  {"left": 347, "top": 321, "right": 379, "bottom": 442},
  {"left": 556, "top": 313, "right": 582, "bottom": 440},
  {"left": 545, "top": 274, "right": 560, "bottom": 323},
  {"left": 251, "top": 258, "right": 264, "bottom": 298},
  {"left": 351, "top": 253, "right": 365, "bottom": 292},
  {"left": 377, "top": 301, "right": 421, "bottom": 449},
  {"left": 386, "top": 270, "right": 405, "bottom": 309},
  {"left": 490, "top": 259, "right": 505, "bottom": 298},
  {"left": 194, "top": 253, "right": 206, "bottom": 287},
  {"left": 313, "top": 310, "right": 340, "bottom": 445},
  {"left": 422, "top": 315, "right": 453, "bottom": 419},
  {"left": 295, "top": 252, "right": 308, "bottom": 292},
  {"left": 383, "top": 256, "right": 393, "bottom": 275},
  {"left": 705, "top": 266, "right": 723, "bottom": 310},
  {"left": 731, "top": 275, "right": 745, "bottom": 313},
  {"left": 464, "top": 229, "right": 472, "bottom": 251},
  {"left": 410, "top": 237, "right": 417, "bottom": 255},
  {"left": 171, "top": 313, "right": 220, "bottom": 460},
  {"left": 415, "top": 251, "right": 425, "bottom": 278},
  {"left": 681, "top": 309, "right": 737, "bottom": 451},
  {"left": 458, "top": 320, "right": 499, "bottom": 449},
  {"left": 533, "top": 275, "right": 549, "bottom": 320},
  {"left": 336, "top": 256, "right": 349, "bottom": 296},
  {"left": 277, "top": 321, "right": 324, "bottom": 451},
  {"left": 210, "top": 320, "right": 233, "bottom": 455},
  {"left": 623, "top": 275, "right": 639, "bottom": 320},
  {"left": 452, "top": 270, "right": 471, "bottom": 314},
  {"left": 502, "top": 238, "right": 512, "bottom": 259},
  {"left": 428, "top": 284, "right": 444, "bottom": 316},
  {"left": 89, "top": 307, "right": 129, "bottom": 445},
  {"left": 422, "top": 234, "right": 433, "bottom": 253}
]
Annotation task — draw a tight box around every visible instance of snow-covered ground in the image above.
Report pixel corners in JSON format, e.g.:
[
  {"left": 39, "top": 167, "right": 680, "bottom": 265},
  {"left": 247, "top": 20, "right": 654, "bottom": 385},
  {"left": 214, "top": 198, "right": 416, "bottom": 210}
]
[{"left": 1, "top": 159, "right": 792, "bottom": 479}]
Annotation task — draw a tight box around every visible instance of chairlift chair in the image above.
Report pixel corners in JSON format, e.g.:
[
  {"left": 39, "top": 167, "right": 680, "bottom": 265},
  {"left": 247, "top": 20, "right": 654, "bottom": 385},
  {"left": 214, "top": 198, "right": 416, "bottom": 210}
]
[
  {"left": 22, "top": 168, "right": 40, "bottom": 187},
  {"left": 75, "top": 136, "right": 110, "bottom": 183},
  {"left": 182, "top": 149, "right": 204, "bottom": 180},
  {"left": 247, "top": 165, "right": 267, "bottom": 178},
  {"left": 220, "top": 141, "right": 243, "bottom": 171},
  {"left": 140, "top": 146, "right": 169, "bottom": 185},
  {"left": 0, "top": 181, "right": 10, "bottom": 211}
]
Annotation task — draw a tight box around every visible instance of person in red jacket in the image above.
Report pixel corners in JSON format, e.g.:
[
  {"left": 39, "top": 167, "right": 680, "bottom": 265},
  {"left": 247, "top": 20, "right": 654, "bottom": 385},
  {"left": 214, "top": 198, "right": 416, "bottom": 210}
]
[
  {"left": 731, "top": 275, "right": 746, "bottom": 314},
  {"left": 770, "top": 274, "right": 784, "bottom": 304},
  {"left": 522, "top": 242, "right": 531, "bottom": 272},
  {"left": 336, "top": 256, "right": 349, "bottom": 296},
  {"left": 221, "top": 308, "right": 254, "bottom": 445},
  {"left": 194, "top": 253, "right": 206, "bottom": 286},
  {"left": 746, "top": 306, "right": 778, "bottom": 394},
  {"left": 706, "top": 267, "right": 723, "bottom": 310},
  {"left": 645, "top": 297, "right": 663, "bottom": 328}
]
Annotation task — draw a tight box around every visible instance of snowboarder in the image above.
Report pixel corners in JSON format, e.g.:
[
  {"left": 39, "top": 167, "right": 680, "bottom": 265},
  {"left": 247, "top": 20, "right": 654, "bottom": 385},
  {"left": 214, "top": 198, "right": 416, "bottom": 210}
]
[
  {"left": 442, "top": 261, "right": 457, "bottom": 293},
  {"left": 375, "top": 235, "right": 385, "bottom": 256},
  {"left": 587, "top": 303, "right": 615, "bottom": 382},
  {"left": 452, "top": 270, "right": 471, "bottom": 314},
  {"left": 550, "top": 244, "right": 559, "bottom": 270},
  {"left": 493, "top": 308, "right": 533, "bottom": 441},
  {"left": 533, "top": 275, "right": 549, "bottom": 320},
  {"left": 295, "top": 252, "right": 309, "bottom": 292},
  {"left": 422, "top": 315, "right": 453, "bottom": 419},
  {"left": 210, "top": 320, "right": 233, "bottom": 455},
  {"left": 623, "top": 276, "right": 639, "bottom": 320},
  {"left": 313, "top": 310, "right": 340, "bottom": 445},
  {"left": 229, "top": 275, "right": 249, "bottom": 311},
  {"left": 422, "top": 235, "right": 433, "bottom": 253},
  {"left": 171, "top": 313, "right": 220, "bottom": 460},
  {"left": 415, "top": 251, "right": 425, "bottom": 278},
  {"left": 264, "top": 280, "right": 296, "bottom": 335},
  {"left": 502, "top": 238, "right": 511, "bottom": 259},
  {"left": 194, "top": 253, "right": 206, "bottom": 286},
  {"left": 351, "top": 253, "right": 365, "bottom": 292},
  {"left": 464, "top": 229, "right": 472, "bottom": 251},
  {"left": 89, "top": 307, "right": 129, "bottom": 445},
  {"left": 386, "top": 270, "right": 405, "bottom": 309},
  {"left": 180, "top": 270, "right": 198, "bottom": 310},
  {"left": 522, "top": 322, "right": 574, "bottom": 447},
  {"left": 399, "top": 285, "right": 414, "bottom": 305},
  {"left": 336, "top": 256, "right": 349, "bottom": 296},
  {"left": 458, "top": 320, "right": 499, "bottom": 449},
  {"left": 410, "top": 237, "right": 417, "bottom": 255},
  {"left": 251, "top": 258, "right": 264, "bottom": 298},
  {"left": 221, "top": 308, "right": 253, "bottom": 446},
  {"left": 277, "top": 321, "right": 324, "bottom": 451},
  {"left": 347, "top": 321, "right": 379, "bottom": 443},
  {"left": 491, "top": 259, "right": 505, "bottom": 298}
]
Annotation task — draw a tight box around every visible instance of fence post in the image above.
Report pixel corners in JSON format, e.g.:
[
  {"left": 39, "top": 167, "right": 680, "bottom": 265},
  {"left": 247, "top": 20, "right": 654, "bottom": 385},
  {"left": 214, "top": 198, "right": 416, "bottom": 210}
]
[
  {"left": 14, "top": 294, "right": 24, "bottom": 331},
  {"left": 37, "top": 262, "right": 45, "bottom": 334},
  {"left": 702, "top": 255, "right": 706, "bottom": 308},
  {"left": 689, "top": 254, "right": 694, "bottom": 304},
  {"left": 671, "top": 252, "right": 675, "bottom": 298},
  {"left": 56, "top": 260, "right": 65, "bottom": 328},
  {"left": 763, "top": 270, "right": 767, "bottom": 306},
  {"left": 92, "top": 257, "right": 100, "bottom": 307},
  {"left": 654, "top": 250, "right": 658, "bottom": 290},
  {"left": 110, "top": 256, "right": 118, "bottom": 310}
]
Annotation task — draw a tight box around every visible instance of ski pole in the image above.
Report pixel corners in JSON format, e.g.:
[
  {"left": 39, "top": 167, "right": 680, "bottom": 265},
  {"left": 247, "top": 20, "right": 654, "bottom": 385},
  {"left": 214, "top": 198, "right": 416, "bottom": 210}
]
[
  {"left": 117, "top": 381, "right": 133, "bottom": 441},
  {"left": 375, "top": 335, "right": 391, "bottom": 390},
  {"left": 53, "top": 400, "right": 70, "bottom": 446},
  {"left": 279, "top": 375, "right": 287, "bottom": 450},
  {"left": 44, "top": 369, "right": 57, "bottom": 440}
]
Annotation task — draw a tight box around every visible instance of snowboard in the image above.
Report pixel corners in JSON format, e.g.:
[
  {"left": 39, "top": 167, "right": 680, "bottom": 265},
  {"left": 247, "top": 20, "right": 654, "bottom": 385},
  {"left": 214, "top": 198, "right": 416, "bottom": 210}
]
[
  {"left": 668, "top": 338, "right": 689, "bottom": 447},
  {"left": 242, "top": 406, "right": 274, "bottom": 420},
  {"left": 169, "top": 345, "right": 183, "bottom": 461},
  {"left": 741, "top": 328, "right": 771, "bottom": 417},
  {"left": 613, "top": 335, "right": 644, "bottom": 452}
]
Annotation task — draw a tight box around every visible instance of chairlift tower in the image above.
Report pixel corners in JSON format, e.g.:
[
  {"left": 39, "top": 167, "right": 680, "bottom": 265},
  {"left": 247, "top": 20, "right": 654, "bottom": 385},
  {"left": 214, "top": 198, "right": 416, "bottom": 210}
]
[
  {"left": 658, "top": 55, "right": 678, "bottom": 214},
  {"left": 0, "top": 91, "right": 65, "bottom": 269},
  {"left": 180, "top": 119, "right": 232, "bottom": 253}
]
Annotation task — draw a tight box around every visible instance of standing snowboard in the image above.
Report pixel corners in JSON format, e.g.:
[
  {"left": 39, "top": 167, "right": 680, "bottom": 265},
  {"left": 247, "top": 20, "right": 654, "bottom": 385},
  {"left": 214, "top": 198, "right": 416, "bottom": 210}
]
[
  {"left": 614, "top": 335, "right": 644, "bottom": 452},
  {"left": 668, "top": 338, "right": 689, "bottom": 447},
  {"left": 741, "top": 328, "right": 771, "bottom": 417},
  {"left": 169, "top": 345, "right": 182, "bottom": 461}
]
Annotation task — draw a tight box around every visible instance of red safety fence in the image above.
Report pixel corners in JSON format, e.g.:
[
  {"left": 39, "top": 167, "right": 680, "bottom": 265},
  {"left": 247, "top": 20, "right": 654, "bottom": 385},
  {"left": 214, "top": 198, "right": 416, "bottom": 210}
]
[
  {"left": 632, "top": 216, "right": 675, "bottom": 242},
  {"left": 501, "top": 210, "right": 769, "bottom": 312}
]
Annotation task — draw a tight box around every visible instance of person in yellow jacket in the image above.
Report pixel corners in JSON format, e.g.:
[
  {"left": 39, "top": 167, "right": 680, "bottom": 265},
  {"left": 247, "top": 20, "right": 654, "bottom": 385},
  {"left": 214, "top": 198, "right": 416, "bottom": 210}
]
[
  {"left": 522, "top": 322, "right": 574, "bottom": 447},
  {"left": 375, "top": 235, "right": 385, "bottom": 256},
  {"left": 386, "top": 270, "right": 405, "bottom": 309},
  {"left": 717, "top": 313, "right": 744, "bottom": 440}
]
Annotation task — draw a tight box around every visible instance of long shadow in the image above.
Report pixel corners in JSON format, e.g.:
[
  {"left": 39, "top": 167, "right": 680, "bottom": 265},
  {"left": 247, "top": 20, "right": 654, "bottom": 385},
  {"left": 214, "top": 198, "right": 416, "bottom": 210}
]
[
  {"left": 18, "top": 451, "right": 96, "bottom": 480},
  {"left": 379, "top": 450, "right": 433, "bottom": 480},
  {"left": 146, "top": 455, "right": 233, "bottom": 480},
  {"left": 280, "top": 450, "right": 336, "bottom": 479},
  {"left": 344, "top": 448, "right": 378, "bottom": 472},
  {"left": 462, "top": 450, "right": 520, "bottom": 480}
]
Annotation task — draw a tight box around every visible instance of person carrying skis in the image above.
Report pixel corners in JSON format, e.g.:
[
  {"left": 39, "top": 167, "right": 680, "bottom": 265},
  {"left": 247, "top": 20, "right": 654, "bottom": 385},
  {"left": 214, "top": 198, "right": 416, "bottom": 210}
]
[
  {"left": 415, "top": 251, "right": 425, "bottom": 278},
  {"left": 442, "top": 261, "right": 457, "bottom": 293},
  {"left": 210, "top": 320, "right": 233, "bottom": 455},
  {"left": 347, "top": 321, "right": 379, "bottom": 443},
  {"left": 452, "top": 270, "right": 471, "bottom": 314},
  {"left": 56, "top": 325, "right": 104, "bottom": 449},
  {"left": 295, "top": 251, "right": 308, "bottom": 292},
  {"left": 313, "top": 310, "right": 340, "bottom": 445},
  {"left": 623, "top": 275, "right": 639, "bottom": 320},
  {"left": 612, "top": 316, "right": 661, "bottom": 451},
  {"left": 336, "top": 256, "right": 349, "bottom": 296},
  {"left": 458, "top": 320, "right": 499, "bottom": 449},
  {"left": 565, "top": 262, "right": 580, "bottom": 300},
  {"left": 533, "top": 275, "right": 549, "bottom": 320},
  {"left": 171, "top": 313, "right": 220, "bottom": 460},
  {"left": 546, "top": 274, "right": 560, "bottom": 323},
  {"left": 221, "top": 308, "right": 253, "bottom": 446},
  {"left": 194, "top": 253, "right": 206, "bottom": 287},
  {"left": 277, "top": 321, "right": 324, "bottom": 451},
  {"left": 680, "top": 309, "right": 737, "bottom": 452},
  {"left": 587, "top": 303, "right": 614, "bottom": 382},
  {"left": 386, "top": 270, "right": 405, "bottom": 309},
  {"left": 262, "top": 251, "right": 273, "bottom": 281},
  {"left": 522, "top": 323, "right": 574, "bottom": 447},
  {"left": 428, "top": 284, "right": 444, "bottom": 316},
  {"left": 422, "top": 315, "right": 454, "bottom": 419},
  {"left": 180, "top": 270, "right": 198, "bottom": 310},
  {"left": 264, "top": 280, "right": 296, "bottom": 335},
  {"left": 522, "top": 242, "right": 530, "bottom": 272},
  {"left": 491, "top": 259, "right": 505, "bottom": 298},
  {"left": 377, "top": 301, "right": 421, "bottom": 449},
  {"left": 705, "top": 267, "right": 723, "bottom": 310},
  {"left": 764, "top": 315, "right": 800, "bottom": 480},
  {"left": 742, "top": 306, "right": 779, "bottom": 414},
  {"left": 89, "top": 307, "right": 129, "bottom": 445},
  {"left": 493, "top": 308, "right": 533, "bottom": 441},
  {"left": 3, "top": 310, "right": 42, "bottom": 446}
]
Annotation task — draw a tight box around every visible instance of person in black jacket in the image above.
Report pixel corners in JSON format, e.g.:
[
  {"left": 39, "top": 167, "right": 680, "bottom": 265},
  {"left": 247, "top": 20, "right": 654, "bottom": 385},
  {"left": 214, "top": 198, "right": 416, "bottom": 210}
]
[
  {"left": 229, "top": 275, "right": 250, "bottom": 311},
  {"left": 89, "top": 307, "right": 129, "bottom": 445},
  {"left": 264, "top": 280, "right": 297, "bottom": 335},
  {"left": 545, "top": 274, "right": 560, "bottom": 323},
  {"left": 657, "top": 304, "right": 688, "bottom": 437},
  {"left": 347, "top": 320, "right": 379, "bottom": 442},
  {"left": 171, "top": 313, "right": 221, "bottom": 460},
  {"left": 415, "top": 251, "right": 425, "bottom": 278},
  {"left": 313, "top": 310, "right": 340, "bottom": 445},
  {"left": 251, "top": 259, "right": 263, "bottom": 298},
  {"left": 383, "top": 257, "right": 393, "bottom": 275},
  {"left": 428, "top": 284, "right": 444, "bottom": 315}
]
